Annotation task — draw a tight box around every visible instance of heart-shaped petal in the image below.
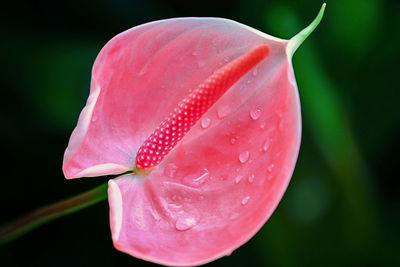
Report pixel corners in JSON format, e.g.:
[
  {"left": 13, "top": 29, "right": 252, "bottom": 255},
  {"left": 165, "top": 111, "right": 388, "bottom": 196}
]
[{"left": 63, "top": 4, "right": 325, "bottom": 265}]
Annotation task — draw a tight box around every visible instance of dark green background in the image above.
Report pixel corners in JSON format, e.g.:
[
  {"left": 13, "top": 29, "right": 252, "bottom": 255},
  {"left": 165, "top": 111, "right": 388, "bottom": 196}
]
[{"left": 1, "top": 0, "right": 399, "bottom": 266}]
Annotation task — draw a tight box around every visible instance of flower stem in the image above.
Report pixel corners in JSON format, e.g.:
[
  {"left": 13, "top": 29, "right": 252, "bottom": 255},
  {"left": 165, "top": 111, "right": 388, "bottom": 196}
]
[{"left": 0, "top": 182, "right": 108, "bottom": 245}]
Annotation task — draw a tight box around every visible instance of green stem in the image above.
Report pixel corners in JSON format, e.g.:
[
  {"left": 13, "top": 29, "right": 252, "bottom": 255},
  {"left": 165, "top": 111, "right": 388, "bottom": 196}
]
[
  {"left": 0, "top": 182, "right": 108, "bottom": 245},
  {"left": 287, "top": 3, "right": 326, "bottom": 57}
]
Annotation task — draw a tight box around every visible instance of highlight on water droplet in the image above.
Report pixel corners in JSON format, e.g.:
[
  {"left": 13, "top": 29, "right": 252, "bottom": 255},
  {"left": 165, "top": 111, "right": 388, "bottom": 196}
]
[
  {"left": 239, "top": 151, "right": 250, "bottom": 163},
  {"left": 250, "top": 108, "right": 261, "bottom": 120},
  {"left": 241, "top": 196, "right": 251, "bottom": 205},
  {"left": 252, "top": 67, "right": 258, "bottom": 76},
  {"left": 260, "top": 122, "right": 266, "bottom": 129},
  {"left": 201, "top": 118, "right": 211, "bottom": 129},
  {"left": 230, "top": 137, "right": 237, "bottom": 145},
  {"left": 175, "top": 216, "right": 197, "bottom": 231}
]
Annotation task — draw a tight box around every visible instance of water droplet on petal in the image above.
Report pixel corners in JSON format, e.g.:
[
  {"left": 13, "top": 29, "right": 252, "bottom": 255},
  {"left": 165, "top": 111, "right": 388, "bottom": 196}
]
[
  {"left": 239, "top": 151, "right": 250, "bottom": 163},
  {"left": 183, "top": 169, "right": 209, "bottom": 188},
  {"left": 235, "top": 175, "right": 243, "bottom": 184},
  {"left": 175, "top": 216, "right": 197, "bottom": 231},
  {"left": 250, "top": 108, "right": 261, "bottom": 120},
  {"left": 241, "top": 196, "right": 251, "bottom": 205},
  {"left": 248, "top": 174, "right": 255, "bottom": 183},
  {"left": 263, "top": 139, "right": 271, "bottom": 152},
  {"left": 217, "top": 105, "right": 231, "bottom": 119},
  {"left": 201, "top": 118, "right": 211, "bottom": 129},
  {"left": 252, "top": 68, "right": 258, "bottom": 76},
  {"left": 91, "top": 115, "right": 98, "bottom": 122},
  {"left": 230, "top": 137, "right": 237, "bottom": 145},
  {"left": 267, "top": 163, "right": 275, "bottom": 173},
  {"left": 260, "top": 122, "right": 266, "bottom": 129}
]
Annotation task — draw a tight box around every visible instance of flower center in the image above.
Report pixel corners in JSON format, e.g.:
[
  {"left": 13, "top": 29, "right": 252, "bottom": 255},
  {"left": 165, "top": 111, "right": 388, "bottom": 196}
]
[{"left": 135, "top": 44, "right": 270, "bottom": 170}]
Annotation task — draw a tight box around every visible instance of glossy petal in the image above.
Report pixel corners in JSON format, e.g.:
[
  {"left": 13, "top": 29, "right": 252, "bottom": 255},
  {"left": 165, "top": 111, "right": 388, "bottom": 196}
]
[
  {"left": 64, "top": 16, "right": 307, "bottom": 265},
  {"left": 62, "top": 18, "right": 286, "bottom": 178}
]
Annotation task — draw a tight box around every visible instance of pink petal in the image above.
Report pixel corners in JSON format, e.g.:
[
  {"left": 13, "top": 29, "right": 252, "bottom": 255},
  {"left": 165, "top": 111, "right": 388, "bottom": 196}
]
[
  {"left": 65, "top": 18, "right": 301, "bottom": 265},
  {"left": 63, "top": 18, "right": 286, "bottom": 178}
]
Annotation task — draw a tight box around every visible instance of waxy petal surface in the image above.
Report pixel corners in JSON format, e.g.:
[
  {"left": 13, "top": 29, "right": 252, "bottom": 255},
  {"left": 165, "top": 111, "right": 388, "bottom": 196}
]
[
  {"left": 64, "top": 18, "right": 302, "bottom": 265},
  {"left": 63, "top": 18, "right": 286, "bottom": 178}
]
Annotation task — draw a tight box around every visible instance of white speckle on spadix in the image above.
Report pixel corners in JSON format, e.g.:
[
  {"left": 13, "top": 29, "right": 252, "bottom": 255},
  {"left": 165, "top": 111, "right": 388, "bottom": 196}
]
[
  {"left": 239, "top": 151, "right": 250, "bottom": 163},
  {"left": 250, "top": 108, "right": 261, "bottom": 120},
  {"left": 175, "top": 216, "right": 197, "bottom": 231},
  {"left": 201, "top": 118, "right": 211, "bottom": 129}
]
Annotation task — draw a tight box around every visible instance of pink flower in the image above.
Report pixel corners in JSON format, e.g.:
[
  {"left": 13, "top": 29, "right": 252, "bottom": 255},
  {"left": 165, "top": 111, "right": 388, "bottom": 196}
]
[{"left": 63, "top": 7, "right": 324, "bottom": 265}]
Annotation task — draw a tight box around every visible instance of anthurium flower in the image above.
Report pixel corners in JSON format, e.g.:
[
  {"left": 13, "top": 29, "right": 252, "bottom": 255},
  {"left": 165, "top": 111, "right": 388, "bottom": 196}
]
[{"left": 63, "top": 5, "right": 325, "bottom": 266}]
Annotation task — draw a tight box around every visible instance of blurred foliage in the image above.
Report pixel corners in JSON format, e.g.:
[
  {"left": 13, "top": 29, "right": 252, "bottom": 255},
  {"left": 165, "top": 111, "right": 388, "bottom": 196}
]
[{"left": 1, "top": 0, "right": 399, "bottom": 266}]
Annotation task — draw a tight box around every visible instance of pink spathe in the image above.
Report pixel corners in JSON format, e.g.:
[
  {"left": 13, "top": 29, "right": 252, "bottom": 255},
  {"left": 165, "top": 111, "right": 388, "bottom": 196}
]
[{"left": 63, "top": 18, "right": 302, "bottom": 266}]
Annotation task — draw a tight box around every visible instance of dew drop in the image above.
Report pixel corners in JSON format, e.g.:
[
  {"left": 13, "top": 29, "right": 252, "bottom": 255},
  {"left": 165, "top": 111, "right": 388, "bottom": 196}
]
[
  {"left": 217, "top": 105, "right": 231, "bottom": 119},
  {"left": 252, "top": 68, "right": 258, "bottom": 76},
  {"left": 239, "top": 151, "right": 250, "bottom": 163},
  {"left": 235, "top": 175, "right": 243, "bottom": 184},
  {"left": 91, "top": 115, "right": 98, "bottom": 122},
  {"left": 241, "top": 196, "right": 250, "bottom": 205},
  {"left": 230, "top": 137, "right": 237, "bottom": 145},
  {"left": 267, "top": 163, "right": 275, "bottom": 173},
  {"left": 260, "top": 122, "right": 266, "bottom": 129},
  {"left": 175, "top": 216, "right": 197, "bottom": 231},
  {"left": 201, "top": 118, "right": 211, "bottom": 129},
  {"left": 248, "top": 174, "right": 255, "bottom": 183},
  {"left": 263, "top": 139, "right": 271, "bottom": 152},
  {"left": 250, "top": 108, "right": 261, "bottom": 120},
  {"left": 164, "top": 163, "right": 178, "bottom": 178}
]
